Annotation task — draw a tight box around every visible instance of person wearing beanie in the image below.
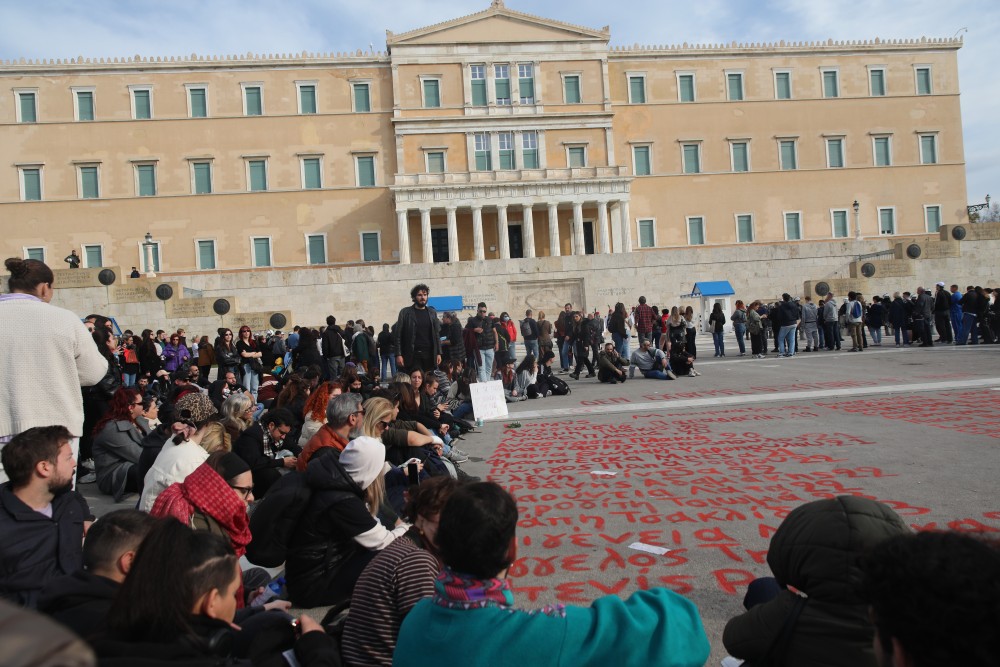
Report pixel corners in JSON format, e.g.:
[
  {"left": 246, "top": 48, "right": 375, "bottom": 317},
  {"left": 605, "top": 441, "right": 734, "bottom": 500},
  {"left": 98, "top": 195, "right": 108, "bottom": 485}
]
[{"left": 286, "top": 436, "right": 410, "bottom": 608}]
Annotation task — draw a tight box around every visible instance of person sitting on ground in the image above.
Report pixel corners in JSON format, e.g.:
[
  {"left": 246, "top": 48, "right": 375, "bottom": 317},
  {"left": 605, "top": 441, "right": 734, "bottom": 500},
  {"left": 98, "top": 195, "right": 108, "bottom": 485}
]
[
  {"left": 497, "top": 358, "right": 527, "bottom": 402},
  {"left": 96, "top": 519, "right": 338, "bottom": 666},
  {"left": 37, "top": 509, "right": 156, "bottom": 640},
  {"left": 208, "top": 370, "right": 250, "bottom": 411},
  {"left": 233, "top": 407, "right": 299, "bottom": 498},
  {"left": 92, "top": 387, "right": 148, "bottom": 501},
  {"left": 629, "top": 339, "right": 677, "bottom": 380},
  {"left": 531, "top": 351, "right": 562, "bottom": 397},
  {"left": 723, "top": 496, "right": 910, "bottom": 667},
  {"left": 138, "top": 393, "right": 226, "bottom": 512},
  {"left": 420, "top": 374, "right": 472, "bottom": 440},
  {"left": 297, "top": 392, "right": 363, "bottom": 471},
  {"left": 669, "top": 341, "right": 700, "bottom": 377},
  {"left": 515, "top": 354, "right": 542, "bottom": 399},
  {"left": 218, "top": 392, "right": 255, "bottom": 445},
  {"left": 394, "top": 481, "right": 710, "bottom": 667},
  {"left": 596, "top": 342, "right": 628, "bottom": 384},
  {"left": 446, "top": 366, "right": 476, "bottom": 418},
  {"left": 858, "top": 530, "right": 1000, "bottom": 667},
  {"left": 299, "top": 381, "right": 344, "bottom": 445},
  {"left": 286, "top": 436, "right": 410, "bottom": 609},
  {"left": 0, "top": 426, "right": 93, "bottom": 608},
  {"left": 342, "top": 476, "right": 460, "bottom": 667},
  {"left": 376, "top": 395, "right": 449, "bottom": 472},
  {"left": 274, "top": 375, "right": 311, "bottom": 449}
]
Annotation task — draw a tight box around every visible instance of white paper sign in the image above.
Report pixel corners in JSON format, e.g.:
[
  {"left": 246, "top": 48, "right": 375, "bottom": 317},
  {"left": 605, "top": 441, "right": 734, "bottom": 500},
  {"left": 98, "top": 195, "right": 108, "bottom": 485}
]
[
  {"left": 590, "top": 470, "right": 618, "bottom": 477},
  {"left": 628, "top": 542, "right": 672, "bottom": 556},
  {"left": 470, "top": 380, "right": 508, "bottom": 421}
]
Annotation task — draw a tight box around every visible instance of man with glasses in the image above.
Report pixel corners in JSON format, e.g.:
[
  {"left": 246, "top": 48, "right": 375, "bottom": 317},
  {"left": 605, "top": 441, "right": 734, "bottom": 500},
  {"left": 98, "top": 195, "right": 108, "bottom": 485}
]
[
  {"left": 298, "top": 394, "right": 365, "bottom": 471},
  {"left": 234, "top": 407, "right": 300, "bottom": 498},
  {"left": 394, "top": 283, "right": 442, "bottom": 375},
  {"left": 209, "top": 370, "right": 249, "bottom": 410},
  {"left": 468, "top": 302, "right": 498, "bottom": 383}
]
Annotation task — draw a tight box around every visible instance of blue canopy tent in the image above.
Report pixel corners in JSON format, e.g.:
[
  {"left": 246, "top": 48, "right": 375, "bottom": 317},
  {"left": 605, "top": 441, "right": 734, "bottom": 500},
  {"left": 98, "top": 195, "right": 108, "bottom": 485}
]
[{"left": 681, "top": 281, "right": 736, "bottom": 332}]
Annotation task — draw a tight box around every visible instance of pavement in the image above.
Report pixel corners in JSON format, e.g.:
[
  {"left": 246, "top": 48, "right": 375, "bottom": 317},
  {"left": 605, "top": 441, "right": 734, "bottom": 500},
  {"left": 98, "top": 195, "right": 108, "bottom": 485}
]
[{"left": 80, "top": 333, "right": 1000, "bottom": 664}]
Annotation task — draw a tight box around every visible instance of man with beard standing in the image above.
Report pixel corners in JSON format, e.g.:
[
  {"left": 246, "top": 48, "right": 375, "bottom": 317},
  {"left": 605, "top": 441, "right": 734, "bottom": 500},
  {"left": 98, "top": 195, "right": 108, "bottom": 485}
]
[
  {"left": 0, "top": 426, "right": 92, "bottom": 607},
  {"left": 395, "top": 284, "right": 442, "bottom": 375}
]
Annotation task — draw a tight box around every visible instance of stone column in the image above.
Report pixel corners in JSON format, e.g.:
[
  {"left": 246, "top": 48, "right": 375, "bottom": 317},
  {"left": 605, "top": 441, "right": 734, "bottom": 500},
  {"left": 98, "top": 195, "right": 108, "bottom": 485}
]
[
  {"left": 522, "top": 204, "right": 536, "bottom": 258},
  {"left": 547, "top": 203, "right": 560, "bottom": 257},
  {"left": 497, "top": 204, "right": 510, "bottom": 260},
  {"left": 420, "top": 208, "right": 433, "bottom": 263},
  {"left": 620, "top": 200, "right": 633, "bottom": 252},
  {"left": 472, "top": 205, "right": 485, "bottom": 261},
  {"left": 446, "top": 206, "right": 459, "bottom": 262},
  {"left": 572, "top": 202, "right": 585, "bottom": 255},
  {"left": 396, "top": 209, "right": 411, "bottom": 264},
  {"left": 597, "top": 200, "right": 610, "bottom": 254},
  {"left": 610, "top": 202, "right": 623, "bottom": 252}
]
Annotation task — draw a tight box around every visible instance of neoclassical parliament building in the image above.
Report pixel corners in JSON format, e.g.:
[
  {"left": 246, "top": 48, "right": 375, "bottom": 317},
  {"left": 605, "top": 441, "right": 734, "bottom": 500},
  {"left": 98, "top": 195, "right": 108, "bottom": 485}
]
[{"left": 0, "top": 1, "right": 967, "bottom": 275}]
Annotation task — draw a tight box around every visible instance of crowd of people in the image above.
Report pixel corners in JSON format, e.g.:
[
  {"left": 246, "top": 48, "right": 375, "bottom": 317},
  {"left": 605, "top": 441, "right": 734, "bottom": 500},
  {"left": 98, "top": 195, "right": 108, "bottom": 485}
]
[{"left": 2, "top": 258, "right": 999, "bottom": 666}]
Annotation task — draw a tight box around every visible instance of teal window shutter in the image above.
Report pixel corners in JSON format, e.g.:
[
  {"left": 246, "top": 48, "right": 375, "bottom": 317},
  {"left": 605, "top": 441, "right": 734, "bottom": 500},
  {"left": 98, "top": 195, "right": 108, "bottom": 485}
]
[
  {"left": 85, "top": 246, "right": 103, "bottom": 268},
  {"left": 823, "top": 71, "right": 839, "bottom": 98},
  {"left": 568, "top": 146, "right": 585, "bottom": 167},
  {"left": 137, "top": 165, "right": 156, "bottom": 196},
  {"left": 253, "top": 238, "right": 271, "bottom": 267},
  {"left": 245, "top": 87, "right": 262, "bottom": 115},
  {"left": 683, "top": 145, "right": 700, "bottom": 174},
  {"left": 629, "top": 76, "right": 646, "bottom": 103},
  {"left": 249, "top": 161, "right": 267, "bottom": 191},
  {"left": 362, "top": 233, "right": 380, "bottom": 261},
  {"left": 780, "top": 141, "right": 797, "bottom": 170},
  {"left": 357, "top": 156, "right": 375, "bottom": 187},
  {"left": 423, "top": 80, "right": 440, "bottom": 108},
  {"left": 427, "top": 152, "right": 445, "bottom": 173},
  {"left": 353, "top": 83, "right": 370, "bottom": 112},
  {"left": 916, "top": 68, "right": 932, "bottom": 95},
  {"left": 679, "top": 75, "right": 695, "bottom": 102},
  {"left": 921, "top": 136, "right": 937, "bottom": 164},
  {"left": 785, "top": 213, "right": 801, "bottom": 240},
  {"left": 727, "top": 73, "right": 743, "bottom": 101},
  {"left": 638, "top": 220, "right": 654, "bottom": 247},
  {"left": 518, "top": 76, "right": 534, "bottom": 103},
  {"left": 77, "top": 91, "right": 94, "bottom": 120},
  {"left": 564, "top": 76, "right": 581, "bottom": 103},
  {"left": 828, "top": 139, "right": 844, "bottom": 168},
  {"left": 737, "top": 215, "right": 754, "bottom": 242},
  {"left": 879, "top": 209, "right": 895, "bottom": 234},
  {"left": 133, "top": 90, "right": 151, "bottom": 119},
  {"left": 495, "top": 77, "right": 511, "bottom": 104},
  {"left": 194, "top": 163, "right": 212, "bottom": 194},
  {"left": 190, "top": 88, "right": 207, "bottom": 117},
  {"left": 833, "top": 210, "right": 849, "bottom": 237},
  {"left": 870, "top": 70, "right": 885, "bottom": 96},
  {"left": 732, "top": 142, "right": 748, "bottom": 172},
  {"left": 303, "top": 158, "right": 322, "bottom": 189},
  {"left": 471, "top": 79, "right": 487, "bottom": 106},
  {"left": 688, "top": 218, "right": 705, "bottom": 245},
  {"left": 522, "top": 149, "right": 538, "bottom": 169},
  {"left": 81, "top": 167, "right": 100, "bottom": 198},
  {"left": 875, "top": 138, "right": 891, "bottom": 166},
  {"left": 926, "top": 206, "right": 941, "bottom": 232},
  {"left": 299, "top": 85, "right": 316, "bottom": 114},
  {"left": 775, "top": 72, "right": 791, "bottom": 100},
  {"left": 22, "top": 169, "right": 41, "bottom": 201},
  {"left": 633, "top": 146, "right": 650, "bottom": 176},
  {"left": 26, "top": 248, "right": 44, "bottom": 261},
  {"left": 19, "top": 93, "right": 37, "bottom": 122},
  {"left": 307, "top": 235, "right": 326, "bottom": 264},
  {"left": 198, "top": 240, "right": 216, "bottom": 269}
]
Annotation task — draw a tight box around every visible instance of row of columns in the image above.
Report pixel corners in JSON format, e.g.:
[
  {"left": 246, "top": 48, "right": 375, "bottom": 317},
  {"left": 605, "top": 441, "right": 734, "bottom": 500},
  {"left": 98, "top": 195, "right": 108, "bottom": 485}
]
[{"left": 396, "top": 200, "right": 631, "bottom": 264}]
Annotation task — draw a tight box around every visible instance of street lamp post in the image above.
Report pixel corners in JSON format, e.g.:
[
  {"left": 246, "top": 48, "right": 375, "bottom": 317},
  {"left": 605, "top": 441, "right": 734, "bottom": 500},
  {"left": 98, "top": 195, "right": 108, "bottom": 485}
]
[
  {"left": 853, "top": 200, "right": 862, "bottom": 240},
  {"left": 967, "top": 194, "right": 991, "bottom": 221},
  {"left": 142, "top": 232, "right": 157, "bottom": 278}
]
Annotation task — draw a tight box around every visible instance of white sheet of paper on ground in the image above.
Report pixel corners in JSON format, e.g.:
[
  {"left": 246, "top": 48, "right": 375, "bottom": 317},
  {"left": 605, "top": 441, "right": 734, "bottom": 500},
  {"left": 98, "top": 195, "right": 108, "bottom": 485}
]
[
  {"left": 721, "top": 657, "right": 745, "bottom": 667},
  {"left": 628, "top": 542, "right": 671, "bottom": 556},
  {"left": 589, "top": 470, "right": 618, "bottom": 476}
]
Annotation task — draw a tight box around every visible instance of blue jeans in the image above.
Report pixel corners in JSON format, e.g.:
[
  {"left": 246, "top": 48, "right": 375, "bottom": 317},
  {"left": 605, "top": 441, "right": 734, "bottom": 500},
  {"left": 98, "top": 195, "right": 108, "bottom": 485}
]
[
  {"left": 951, "top": 311, "right": 964, "bottom": 342},
  {"left": 454, "top": 402, "right": 474, "bottom": 419},
  {"left": 241, "top": 362, "right": 260, "bottom": 397},
  {"left": 524, "top": 340, "right": 539, "bottom": 361},
  {"left": 959, "top": 313, "right": 979, "bottom": 345},
  {"left": 868, "top": 327, "right": 882, "bottom": 345},
  {"left": 477, "top": 349, "right": 496, "bottom": 383},
  {"left": 894, "top": 325, "right": 910, "bottom": 345},
  {"left": 123, "top": 372, "right": 136, "bottom": 387},
  {"left": 778, "top": 325, "right": 797, "bottom": 355},
  {"left": 380, "top": 354, "right": 397, "bottom": 379},
  {"left": 733, "top": 323, "right": 747, "bottom": 354},
  {"left": 817, "top": 325, "right": 826, "bottom": 348},
  {"left": 642, "top": 369, "right": 674, "bottom": 380},
  {"left": 560, "top": 339, "right": 572, "bottom": 371},
  {"left": 712, "top": 331, "right": 725, "bottom": 356},
  {"left": 612, "top": 332, "right": 626, "bottom": 357}
]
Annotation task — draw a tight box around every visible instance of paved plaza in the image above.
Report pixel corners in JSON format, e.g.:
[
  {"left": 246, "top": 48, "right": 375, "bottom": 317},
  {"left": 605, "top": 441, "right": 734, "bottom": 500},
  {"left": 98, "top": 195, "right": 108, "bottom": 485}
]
[{"left": 81, "top": 335, "right": 1000, "bottom": 661}]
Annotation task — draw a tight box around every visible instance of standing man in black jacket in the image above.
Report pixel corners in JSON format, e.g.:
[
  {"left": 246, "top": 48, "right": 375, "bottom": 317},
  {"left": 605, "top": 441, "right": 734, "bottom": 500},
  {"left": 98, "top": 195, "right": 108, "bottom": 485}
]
[
  {"left": 321, "top": 315, "right": 347, "bottom": 380},
  {"left": 441, "top": 312, "right": 466, "bottom": 363},
  {"left": 394, "top": 283, "right": 441, "bottom": 374},
  {"left": 933, "top": 282, "right": 953, "bottom": 343}
]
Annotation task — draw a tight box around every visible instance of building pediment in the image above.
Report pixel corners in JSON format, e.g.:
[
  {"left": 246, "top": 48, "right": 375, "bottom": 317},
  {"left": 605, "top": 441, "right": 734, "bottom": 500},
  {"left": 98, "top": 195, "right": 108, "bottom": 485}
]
[{"left": 386, "top": 2, "right": 609, "bottom": 47}]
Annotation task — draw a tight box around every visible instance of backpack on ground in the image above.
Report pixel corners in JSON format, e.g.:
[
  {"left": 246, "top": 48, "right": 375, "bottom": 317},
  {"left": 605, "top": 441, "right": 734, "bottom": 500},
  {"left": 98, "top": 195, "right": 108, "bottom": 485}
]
[
  {"left": 548, "top": 374, "right": 571, "bottom": 396},
  {"left": 246, "top": 471, "right": 312, "bottom": 567}
]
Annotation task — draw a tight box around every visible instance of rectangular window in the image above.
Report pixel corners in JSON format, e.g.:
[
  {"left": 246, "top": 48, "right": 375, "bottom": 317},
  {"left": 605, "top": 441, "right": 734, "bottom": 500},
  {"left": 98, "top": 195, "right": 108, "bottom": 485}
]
[
  {"left": 188, "top": 86, "right": 207, "bottom": 117},
  {"left": 678, "top": 73, "right": 695, "bottom": 102},
  {"left": 687, "top": 217, "right": 705, "bottom": 245},
  {"left": 879, "top": 208, "right": 895, "bottom": 235},
  {"left": 474, "top": 133, "right": 492, "bottom": 171},
  {"left": 80, "top": 166, "right": 100, "bottom": 199},
  {"left": 20, "top": 168, "right": 41, "bottom": 201},
  {"left": 637, "top": 219, "right": 655, "bottom": 248},
  {"left": 522, "top": 131, "right": 539, "bottom": 169},
  {"left": 784, "top": 212, "right": 802, "bottom": 240},
  {"left": 298, "top": 84, "right": 317, "bottom": 114},
  {"left": 779, "top": 140, "right": 797, "bottom": 170},
  {"left": 727, "top": 72, "right": 744, "bottom": 101},
  {"left": 916, "top": 67, "right": 932, "bottom": 95},
  {"left": 422, "top": 79, "right": 440, "bottom": 108},
  {"left": 248, "top": 160, "right": 268, "bottom": 191},
  {"left": 136, "top": 164, "right": 157, "bottom": 196},
  {"left": 567, "top": 146, "right": 586, "bottom": 168},
  {"left": 17, "top": 92, "right": 37, "bottom": 122},
  {"left": 827, "top": 138, "right": 844, "bottom": 168},
  {"left": 356, "top": 155, "right": 376, "bottom": 187},
  {"left": 131, "top": 88, "right": 152, "bottom": 119},
  {"left": 632, "top": 145, "right": 651, "bottom": 176},
  {"left": 426, "top": 151, "right": 445, "bottom": 173},
  {"left": 193, "top": 162, "right": 212, "bottom": 194},
  {"left": 925, "top": 205, "right": 942, "bottom": 232},
  {"left": 731, "top": 141, "right": 749, "bottom": 172},
  {"left": 736, "top": 214, "right": 754, "bottom": 243},
  {"left": 682, "top": 143, "right": 701, "bottom": 174},
  {"left": 494, "top": 64, "right": 511, "bottom": 105},
  {"left": 774, "top": 71, "right": 791, "bottom": 100},
  {"left": 628, "top": 75, "right": 646, "bottom": 104},
  {"left": 869, "top": 68, "right": 886, "bottom": 96},
  {"left": 832, "top": 210, "right": 849, "bottom": 238},
  {"left": 920, "top": 134, "right": 938, "bottom": 164},
  {"left": 25, "top": 247, "right": 45, "bottom": 261},
  {"left": 252, "top": 237, "right": 272, "bottom": 267},
  {"left": 822, "top": 70, "right": 839, "bottom": 98},
  {"left": 302, "top": 158, "right": 322, "bottom": 189},
  {"left": 197, "top": 239, "right": 216, "bottom": 270},
  {"left": 243, "top": 85, "right": 262, "bottom": 116},
  {"left": 361, "top": 232, "right": 381, "bottom": 262},
  {"left": 518, "top": 64, "right": 534, "bottom": 104},
  {"left": 470, "top": 65, "right": 487, "bottom": 106},
  {"left": 75, "top": 90, "right": 95, "bottom": 121},
  {"left": 83, "top": 244, "right": 103, "bottom": 268},
  {"left": 873, "top": 136, "right": 892, "bottom": 166},
  {"left": 352, "top": 83, "right": 370, "bottom": 112},
  {"left": 498, "top": 132, "right": 515, "bottom": 169},
  {"left": 563, "top": 75, "right": 581, "bottom": 104},
  {"left": 307, "top": 234, "right": 326, "bottom": 264}
]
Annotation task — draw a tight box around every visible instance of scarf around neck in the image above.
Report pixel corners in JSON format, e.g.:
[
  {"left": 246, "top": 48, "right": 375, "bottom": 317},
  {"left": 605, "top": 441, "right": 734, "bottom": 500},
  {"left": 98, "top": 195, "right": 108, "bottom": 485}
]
[{"left": 432, "top": 567, "right": 565, "bottom": 617}]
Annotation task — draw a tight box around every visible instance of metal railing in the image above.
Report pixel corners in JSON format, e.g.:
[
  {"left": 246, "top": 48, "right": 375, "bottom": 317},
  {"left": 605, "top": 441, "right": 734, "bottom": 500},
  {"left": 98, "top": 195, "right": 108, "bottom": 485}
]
[{"left": 855, "top": 249, "right": 896, "bottom": 262}]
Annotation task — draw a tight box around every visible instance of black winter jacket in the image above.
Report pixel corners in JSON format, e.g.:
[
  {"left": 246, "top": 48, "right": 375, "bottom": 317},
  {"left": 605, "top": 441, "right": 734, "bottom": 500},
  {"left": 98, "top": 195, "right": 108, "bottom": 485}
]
[{"left": 38, "top": 569, "right": 119, "bottom": 640}]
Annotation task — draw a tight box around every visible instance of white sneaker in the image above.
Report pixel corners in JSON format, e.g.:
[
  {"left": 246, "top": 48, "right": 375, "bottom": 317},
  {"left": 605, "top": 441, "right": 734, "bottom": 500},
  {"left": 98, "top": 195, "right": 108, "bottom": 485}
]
[
  {"left": 446, "top": 448, "right": 469, "bottom": 464},
  {"left": 666, "top": 370, "right": 678, "bottom": 380},
  {"left": 687, "top": 370, "right": 696, "bottom": 377},
  {"left": 693, "top": 370, "right": 702, "bottom": 376},
  {"left": 78, "top": 471, "right": 97, "bottom": 484}
]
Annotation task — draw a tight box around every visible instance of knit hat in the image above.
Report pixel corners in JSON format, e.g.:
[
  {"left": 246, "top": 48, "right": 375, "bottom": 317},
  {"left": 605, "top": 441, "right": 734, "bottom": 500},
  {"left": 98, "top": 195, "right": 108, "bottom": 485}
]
[
  {"left": 175, "top": 392, "right": 218, "bottom": 426},
  {"left": 215, "top": 452, "right": 250, "bottom": 482},
  {"left": 338, "top": 436, "right": 388, "bottom": 490}
]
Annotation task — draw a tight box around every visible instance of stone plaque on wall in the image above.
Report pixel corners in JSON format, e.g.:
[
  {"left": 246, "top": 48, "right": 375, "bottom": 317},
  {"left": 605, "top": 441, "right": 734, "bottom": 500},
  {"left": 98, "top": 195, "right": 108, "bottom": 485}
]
[
  {"left": 919, "top": 241, "right": 961, "bottom": 259},
  {"left": 164, "top": 297, "right": 219, "bottom": 319},
  {"left": 508, "top": 278, "right": 585, "bottom": 316},
  {"left": 224, "top": 311, "right": 292, "bottom": 333},
  {"left": 849, "top": 260, "right": 914, "bottom": 279},
  {"left": 52, "top": 267, "right": 119, "bottom": 289},
  {"left": 109, "top": 283, "right": 155, "bottom": 303}
]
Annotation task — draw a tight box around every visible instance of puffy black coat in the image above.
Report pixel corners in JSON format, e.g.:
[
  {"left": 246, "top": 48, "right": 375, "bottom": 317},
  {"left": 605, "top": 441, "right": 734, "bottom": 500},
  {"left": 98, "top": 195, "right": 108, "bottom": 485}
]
[{"left": 37, "top": 569, "right": 119, "bottom": 640}]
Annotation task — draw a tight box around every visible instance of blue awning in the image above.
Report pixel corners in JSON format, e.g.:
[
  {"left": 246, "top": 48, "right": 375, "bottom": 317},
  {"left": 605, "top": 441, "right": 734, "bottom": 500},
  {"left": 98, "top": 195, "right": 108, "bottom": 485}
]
[
  {"left": 427, "top": 296, "right": 463, "bottom": 312},
  {"left": 690, "top": 281, "right": 735, "bottom": 297}
]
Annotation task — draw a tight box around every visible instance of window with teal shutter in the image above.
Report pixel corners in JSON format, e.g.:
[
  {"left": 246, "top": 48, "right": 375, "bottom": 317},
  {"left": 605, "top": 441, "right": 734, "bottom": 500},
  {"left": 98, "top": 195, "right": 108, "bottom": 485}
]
[
  {"left": 426, "top": 152, "right": 445, "bottom": 173},
  {"left": 567, "top": 146, "right": 586, "bottom": 168},
  {"left": 869, "top": 69, "right": 886, "bottom": 96},
  {"left": 362, "top": 233, "right": 380, "bottom": 261},
  {"left": 879, "top": 209, "right": 895, "bottom": 235},
  {"left": 357, "top": 156, "right": 375, "bottom": 187},
  {"left": 189, "top": 88, "right": 207, "bottom": 117},
  {"left": 731, "top": 142, "right": 749, "bottom": 172},
  {"left": 920, "top": 135, "right": 937, "bottom": 164},
  {"left": 564, "top": 75, "right": 581, "bottom": 104},
  {"left": 925, "top": 206, "right": 941, "bottom": 232},
  {"left": 638, "top": 219, "right": 655, "bottom": 248},
  {"left": 249, "top": 161, "right": 267, "bottom": 191},
  {"left": 422, "top": 80, "right": 440, "bottom": 108},
  {"left": 470, "top": 65, "right": 487, "bottom": 106},
  {"left": 822, "top": 71, "right": 839, "bottom": 98},
  {"left": 137, "top": 164, "right": 156, "bottom": 196},
  {"left": 22, "top": 169, "right": 41, "bottom": 201},
  {"left": 353, "top": 83, "right": 370, "bottom": 112},
  {"left": 133, "top": 90, "right": 151, "bottom": 119},
  {"left": 84, "top": 245, "right": 103, "bottom": 268},
  {"left": 774, "top": 72, "right": 791, "bottom": 100},
  {"left": 76, "top": 91, "right": 94, "bottom": 120},
  {"left": 253, "top": 238, "right": 271, "bottom": 267},
  {"left": 498, "top": 133, "right": 515, "bottom": 170},
  {"left": 474, "top": 134, "right": 491, "bottom": 171},
  {"left": 518, "top": 64, "right": 534, "bottom": 104},
  {"left": 81, "top": 166, "right": 99, "bottom": 198},
  {"left": 193, "top": 163, "right": 212, "bottom": 194},
  {"left": 633, "top": 146, "right": 650, "bottom": 176},
  {"left": 299, "top": 85, "right": 316, "bottom": 114},
  {"left": 780, "top": 141, "right": 797, "bottom": 170},
  {"left": 827, "top": 138, "right": 844, "bottom": 168},
  {"left": 245, "top": 86, "right": 262, "bottom": 116},
  {"left": 19, "top": 92, "right": 37, "bottom": 122},
  {"left": 832, "top": 210, "right": 849, "bottom": 238},
  {"left": 678, "top": 74, "right": 695, "bottom": 102},
  {"left": 307, "top": 235, "right": 326, "bottom": 264},
  {"left": 682, "top": 144, "right": 700, "bottom": 174},
  {"left": 737, "top": 215, "right": 754, "bottom": 243},
  {"left": 916, "top": 68, "right": 932, "bottom": 95},
  {"left": 687, "top": 218, "right": 705, "bottom": 245},
  {"left": 521, "top": 132, "right": 538, "bottom": 169},
  {"left": 874, "top": 137, "right": 891, "bottom": 166},
  {"left": 198, "top": 240, "right": 216, "bottom": 270},
  {"left": 303, "top": 158, "right": 322, "bottom": 189},
  {"left": 629, "top": 76, "right": 646, "bottom": 104},
  {"left": 785, "top": 213, "right": 801, "bottom": 240},
  {"left": 26, "top": 248, "right": 44, "bottom": 261},
  {"left": 727, "top": 73, "right": 744, "bottom": 101},
  {"left": 494, "top": 65, "right": 511, "bottom": 105}
]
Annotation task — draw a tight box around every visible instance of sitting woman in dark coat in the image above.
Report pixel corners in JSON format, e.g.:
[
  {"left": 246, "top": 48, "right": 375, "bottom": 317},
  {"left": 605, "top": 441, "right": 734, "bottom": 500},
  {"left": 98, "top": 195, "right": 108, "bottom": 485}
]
[{"left": 92, "top": 387, "right": 147, "bottom": 501}]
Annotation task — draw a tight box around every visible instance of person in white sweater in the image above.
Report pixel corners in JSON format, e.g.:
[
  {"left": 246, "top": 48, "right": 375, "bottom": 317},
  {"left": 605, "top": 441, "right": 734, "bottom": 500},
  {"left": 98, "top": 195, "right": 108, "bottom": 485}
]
[{"left": 0, "top": 258, "right": 107, "bottom": 483}]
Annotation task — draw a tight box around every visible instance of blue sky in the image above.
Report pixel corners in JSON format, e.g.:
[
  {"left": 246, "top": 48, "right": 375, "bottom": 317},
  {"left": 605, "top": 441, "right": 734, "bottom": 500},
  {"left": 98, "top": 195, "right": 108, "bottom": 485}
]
[{"left": 2, "top": 0, "right": 996, "bottom": 204}]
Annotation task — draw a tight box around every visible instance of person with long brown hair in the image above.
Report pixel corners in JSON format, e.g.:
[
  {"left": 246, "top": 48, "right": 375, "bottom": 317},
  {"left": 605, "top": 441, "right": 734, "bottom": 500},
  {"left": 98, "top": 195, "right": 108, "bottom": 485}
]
[
  {"left": 300, "top": 381, "right": 344, "bottom": 445},
  {"left": 236, "top": 326, "right": 263, "bottom": 398},
  {"left": 92, "top": 387, "right": 147, "bottom": 501}
]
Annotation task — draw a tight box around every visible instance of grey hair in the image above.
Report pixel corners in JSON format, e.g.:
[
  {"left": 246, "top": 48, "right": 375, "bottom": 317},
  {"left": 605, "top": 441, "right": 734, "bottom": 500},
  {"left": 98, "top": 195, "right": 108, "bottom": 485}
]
[
  {"left": 219, "top": 392, "right": 254, "bottom": 431},
  {"left": 327, "top": 392, "right": 363, "bottom": 428}
]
